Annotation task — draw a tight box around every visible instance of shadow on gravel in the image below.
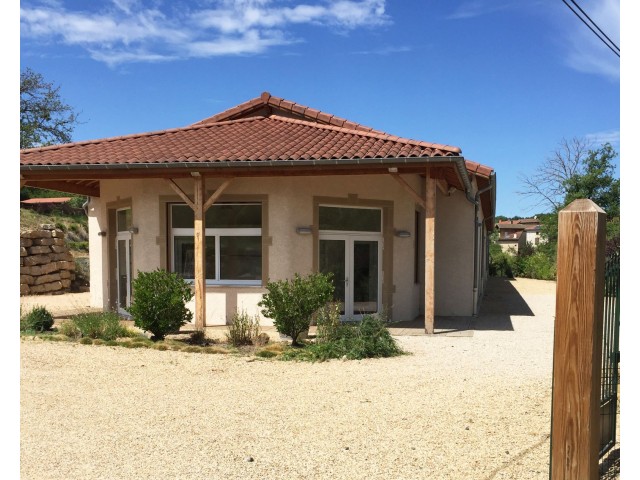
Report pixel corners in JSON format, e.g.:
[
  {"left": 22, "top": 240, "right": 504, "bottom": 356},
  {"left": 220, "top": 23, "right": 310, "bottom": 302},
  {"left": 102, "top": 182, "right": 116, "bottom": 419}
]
[{"left": 479, "top": 277, "right": 535, "bottom": 316}]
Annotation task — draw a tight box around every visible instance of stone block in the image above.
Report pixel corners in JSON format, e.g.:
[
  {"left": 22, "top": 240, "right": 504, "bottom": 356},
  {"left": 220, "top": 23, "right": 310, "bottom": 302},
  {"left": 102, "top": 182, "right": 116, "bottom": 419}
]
[
  {"left": 56, "top": 261, "right": 75, "bottom": 271},
  {"left": 28, "top": 245, "right": 53, "bottom": 255},
  {"left": 51, "top": 245, "right": 68, "bottom": 254},
  {"left": 20, "top": 284, "right": 30, "bottom": 295},
  {"left": 51, "top": 230, "right": 66, "bottom": 239},
  {"left": 61, "top": 279, "right": 71, "bottom": 288},
  {"left": 20, "top": 238, "right": 33, "bottom": 247},
  {"left": 32, "top": 238, "right": 56, "bottom": 246},
  {"left": 23, "top": 254, "right": 52, "bottom": 266},
  {"left": 52, "top": 252, "right": 74, "bottom": 262},
  {"left": 34, "top": 273, "right": 62, "bottom": 285},
  {"left": 20, "top": 274, "right": 34, "bottom": 285},
  {"left": 20, "top": 247, "right": 28, "bottom": 257},
  {"left": 41, "top": 262, "right": 60, "bottom": 275}
]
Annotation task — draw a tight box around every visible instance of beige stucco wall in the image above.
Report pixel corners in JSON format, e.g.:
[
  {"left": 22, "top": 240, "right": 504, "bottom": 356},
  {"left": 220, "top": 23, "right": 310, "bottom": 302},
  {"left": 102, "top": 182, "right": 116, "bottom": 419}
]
[
  {"left": 88, "top": 173, "right": 480, "bottom": 325},
  {"left": 433, "top": 186, "right": 476, "bottom": 316}
]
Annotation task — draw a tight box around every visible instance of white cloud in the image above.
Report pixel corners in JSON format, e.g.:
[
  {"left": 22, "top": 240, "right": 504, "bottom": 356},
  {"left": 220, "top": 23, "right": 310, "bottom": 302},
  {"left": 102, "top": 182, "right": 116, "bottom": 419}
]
[
  {"left": 446, "top": 1, "right": 516, "bottom": 20},
  {"left": 20, "top": 0, "right": 390, "bottom": 66},
  {"left": 561, "top": 0, "right": 620, "bottom": 80},
  {"left": 585, "top": 129, "right": 620, "bottom": 146},
  {"left": 352, "top": 45, "right": 411, "bottom": 55}
]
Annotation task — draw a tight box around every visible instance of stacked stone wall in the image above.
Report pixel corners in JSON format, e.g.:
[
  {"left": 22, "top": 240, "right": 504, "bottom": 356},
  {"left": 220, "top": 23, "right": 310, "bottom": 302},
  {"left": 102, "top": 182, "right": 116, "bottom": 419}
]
[{"left": 20, "top": 224, "right": 75, "bottom": 295}]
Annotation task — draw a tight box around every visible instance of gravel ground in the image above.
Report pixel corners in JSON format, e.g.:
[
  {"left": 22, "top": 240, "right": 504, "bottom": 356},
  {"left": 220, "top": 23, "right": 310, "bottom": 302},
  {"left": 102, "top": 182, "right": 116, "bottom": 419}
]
[{"left": 19, "top": 278, "right": 615, "bottom": 480}]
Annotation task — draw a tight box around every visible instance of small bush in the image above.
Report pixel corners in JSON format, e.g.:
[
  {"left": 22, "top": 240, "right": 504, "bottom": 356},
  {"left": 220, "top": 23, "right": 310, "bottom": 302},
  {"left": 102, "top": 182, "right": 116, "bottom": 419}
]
[
  {"left": 79, "top": 337, "right": 93, "bottom": 345},
  {"left": 70, "top": 311, "right": 130, "bottom": 341},
  {"left": 226, "top": 310, "right": 261, "bottom": 346},
  {"left": 57, "top": 319, "right": 81, "bottom": 339},
  {"left": 256, "top": 350, "right": 277, "bottom": 358},
  {"left": 315, "top": 303, "right": 344, "bottom": 343},
  {"left": 489, "top": 250, "right": 515, "bottom": 278},
  {"left": 129, "top": 268, "right": 194, "bottom": 340},
  {"left": 258, "top": 272, "right": 334, "bottom": 347},
  {"left": 21, "top": 306, "right": 54, "bottom": 332},
  {"left": 280, "top": 314, "right": 404, "bottom": 362}
]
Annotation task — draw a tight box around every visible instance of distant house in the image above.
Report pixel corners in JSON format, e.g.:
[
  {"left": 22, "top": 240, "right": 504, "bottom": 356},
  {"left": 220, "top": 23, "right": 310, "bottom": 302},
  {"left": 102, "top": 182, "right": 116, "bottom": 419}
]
[
  {"left": 496, "top": 217, "right": 542, "bottom": 253},
  {"left": 20, "top": 92, "right": 496, "bottom": 333},
  {"left": 20, "top": 197, "right": 77, "bottom": 215}
]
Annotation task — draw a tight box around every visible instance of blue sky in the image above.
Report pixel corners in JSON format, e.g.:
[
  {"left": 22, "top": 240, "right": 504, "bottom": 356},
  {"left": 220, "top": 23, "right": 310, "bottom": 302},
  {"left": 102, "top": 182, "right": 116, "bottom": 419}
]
[{"left": 17, "top": 0, "right": 621, "bottom": 218}]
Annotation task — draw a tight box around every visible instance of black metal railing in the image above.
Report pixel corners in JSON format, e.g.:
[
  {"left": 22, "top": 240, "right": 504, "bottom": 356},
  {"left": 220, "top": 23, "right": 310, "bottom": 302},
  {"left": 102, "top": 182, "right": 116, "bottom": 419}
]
[{"left": 599, "top": 250, "right": 620, "bottom": 457}]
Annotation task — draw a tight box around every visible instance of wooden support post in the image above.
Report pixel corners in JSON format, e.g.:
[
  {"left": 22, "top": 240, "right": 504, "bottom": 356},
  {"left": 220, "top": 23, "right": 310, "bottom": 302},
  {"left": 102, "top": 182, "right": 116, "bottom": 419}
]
[
  {"left": 193, "top": 176, "right": 206, "bottom": 331},
  {"left": 550, "top": 199, "right": 606, "bottom": 480},
  {"left": 424, "top": 168, "right": 436, "bottom": 334},
  {"left": 390, "top": 173, "right": 426, "bottom": 210}
]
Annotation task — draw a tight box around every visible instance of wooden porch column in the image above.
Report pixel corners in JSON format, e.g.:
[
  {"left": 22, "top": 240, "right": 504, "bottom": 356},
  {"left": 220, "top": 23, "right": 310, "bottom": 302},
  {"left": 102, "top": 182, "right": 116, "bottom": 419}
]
[
  {"left": 193, "top": 176, "right": 206, "bottom": 330},
  {"left": 166, "top": 177, "right": 234, "bottom": 330},
  {"left": 424, "top": 167, "right": 436, "bottom": 334}
]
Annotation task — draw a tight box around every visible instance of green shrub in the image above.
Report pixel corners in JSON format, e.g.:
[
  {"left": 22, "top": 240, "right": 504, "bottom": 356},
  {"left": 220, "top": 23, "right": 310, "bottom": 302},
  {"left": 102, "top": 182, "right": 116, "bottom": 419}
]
[
  {"left": 70, "top": 311, "right": 130, "bottom": 341},
  {"left": 128, "top": 268, "right": 194, "bottom": 340},
  {"left": 57, "top": 319, "right": 81, "bottom": 339},
  {"left": 489, "top": 250, "right": 515, "bottom": 277},
  {"left": 315, "top": 302, "right": 344, "bottom": 343},
  {"left": 346, "top": 314, "right": 404, "bottom": 359},
  {"left": 20, "top": 306, "right": 54, "bottom": 332},
  {"left": 226, "top": 310, "right": 261, "bottom": 346},
  {"left": 256, "top": 350, "right": 278, "bottom": 358},
  {"left": 79, "top": 337, "right": 93, "bottom": 345},
  {"left": 258, "top": 272, "right": 334, "bottom": 347},
  {"left": 513, "top": 251, "right": 556, "bottom": 280},
  {"left": 281, "top": 313, "right": 404, "bottom": 362},
  {"left": 67, "top": 241, "right": 89, "bottom": 252}
]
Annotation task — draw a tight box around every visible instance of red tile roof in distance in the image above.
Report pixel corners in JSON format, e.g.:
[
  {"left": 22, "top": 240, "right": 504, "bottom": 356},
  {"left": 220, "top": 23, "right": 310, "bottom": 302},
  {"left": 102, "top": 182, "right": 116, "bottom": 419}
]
[{"left": 20, "top": 197, "right": 72, "bottom": 204}]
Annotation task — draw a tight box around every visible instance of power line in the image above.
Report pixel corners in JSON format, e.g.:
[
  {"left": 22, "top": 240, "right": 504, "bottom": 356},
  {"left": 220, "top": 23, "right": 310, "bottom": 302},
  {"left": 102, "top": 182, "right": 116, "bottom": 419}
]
[{"left": 561, "top": 0, "right": 620, "bottom": 57}]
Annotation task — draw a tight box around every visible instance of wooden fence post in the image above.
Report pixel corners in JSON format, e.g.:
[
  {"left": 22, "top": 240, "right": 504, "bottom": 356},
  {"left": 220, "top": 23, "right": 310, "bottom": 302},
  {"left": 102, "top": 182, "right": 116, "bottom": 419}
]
[{"left": 550, "top": 199, "right": 606, "bottom": 480}]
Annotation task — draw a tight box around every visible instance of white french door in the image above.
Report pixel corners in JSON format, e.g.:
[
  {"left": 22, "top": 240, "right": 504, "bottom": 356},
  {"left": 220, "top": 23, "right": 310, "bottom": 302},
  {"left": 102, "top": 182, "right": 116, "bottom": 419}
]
[
  {"left": 319, "top": 234, "right": 382, "bottom": 319},
  {"left": 115, "top": 208, "right": 133, "bottom": 315}
]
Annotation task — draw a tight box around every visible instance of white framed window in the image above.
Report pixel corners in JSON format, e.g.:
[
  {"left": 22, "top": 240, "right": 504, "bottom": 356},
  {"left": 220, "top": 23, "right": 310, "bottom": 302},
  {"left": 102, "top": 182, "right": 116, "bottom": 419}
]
[{"left": 169, "top": 203, "right": 262, "bottom": 285}]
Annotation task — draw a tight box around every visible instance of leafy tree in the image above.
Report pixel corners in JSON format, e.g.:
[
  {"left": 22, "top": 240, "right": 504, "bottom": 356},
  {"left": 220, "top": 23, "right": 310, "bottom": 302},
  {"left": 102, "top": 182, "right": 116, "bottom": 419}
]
[
  {"left": 519, "top": 139, "right": 620, "bottom": 270},
  {"left": 20, "top": 68, "right": 80, "bottom": 149},
  {"left": 518, "top": 137, "right": 590, "bottom": 212}
]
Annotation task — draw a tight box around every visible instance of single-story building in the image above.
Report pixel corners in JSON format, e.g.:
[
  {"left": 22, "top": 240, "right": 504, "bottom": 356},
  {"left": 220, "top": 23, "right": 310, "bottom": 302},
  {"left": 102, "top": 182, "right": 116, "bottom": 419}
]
[{"left": 20, "top": 92, "right": 496, "bottom": 333}]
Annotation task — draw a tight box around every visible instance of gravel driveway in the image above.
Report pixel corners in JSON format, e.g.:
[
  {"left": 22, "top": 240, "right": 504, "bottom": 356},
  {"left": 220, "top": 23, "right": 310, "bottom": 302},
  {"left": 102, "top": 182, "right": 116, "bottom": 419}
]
[{"left": 21, "top": 278, "right": 560, "bottom": 479}]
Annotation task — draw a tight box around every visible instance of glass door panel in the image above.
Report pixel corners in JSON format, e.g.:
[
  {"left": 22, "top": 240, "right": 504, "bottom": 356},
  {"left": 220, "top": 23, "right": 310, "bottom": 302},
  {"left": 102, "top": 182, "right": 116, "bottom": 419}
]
[
  {"left": 319, "top": 239, "right": 346, "bottom": 315},
  {"left": 352, "top": 240, "right": 379, "bottom": 314},
  {"left": 117, "top": 238, "right": 130, "bottom": 312}
]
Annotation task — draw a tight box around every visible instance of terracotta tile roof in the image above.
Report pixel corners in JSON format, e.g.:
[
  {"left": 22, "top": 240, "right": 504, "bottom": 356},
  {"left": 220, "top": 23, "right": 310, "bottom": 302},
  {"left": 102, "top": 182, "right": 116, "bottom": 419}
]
[
  {"left": 496, "top": 223, "right": 526, "bottom": 230},
  {"left": 21, "top": 115, "right": 463, "bottom": 167},
  {"left": 192, "top": 91, "right": 383, "bottom": 134}
]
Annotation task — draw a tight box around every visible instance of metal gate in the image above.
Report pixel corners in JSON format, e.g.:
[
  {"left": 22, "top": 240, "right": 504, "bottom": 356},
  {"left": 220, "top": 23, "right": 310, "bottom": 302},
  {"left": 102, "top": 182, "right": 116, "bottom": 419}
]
[{"left": 599, "top": 249, "right": 620, "bottom": 457}]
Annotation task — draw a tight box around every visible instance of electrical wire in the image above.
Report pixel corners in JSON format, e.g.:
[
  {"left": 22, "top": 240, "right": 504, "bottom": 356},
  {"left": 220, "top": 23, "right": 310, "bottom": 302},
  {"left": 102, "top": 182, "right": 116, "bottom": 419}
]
[{"left": 561, "top": 0, "right": 620, "bottom": 57}]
